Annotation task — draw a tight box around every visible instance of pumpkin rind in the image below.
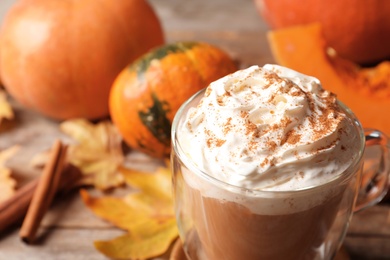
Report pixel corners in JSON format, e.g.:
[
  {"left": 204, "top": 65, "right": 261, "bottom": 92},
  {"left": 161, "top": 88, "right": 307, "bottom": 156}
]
[
  {"left": 109, "top": 42, "right": 237, "bottom": 158},
  {"left": 267, "top": 23, "right": 390, "bottom": 136},
  {"left": 0, "top": 0, "right": 164, "bottom": 120},
  {"left": 257, "top": 0, "right": 390, "bottom": 64}
]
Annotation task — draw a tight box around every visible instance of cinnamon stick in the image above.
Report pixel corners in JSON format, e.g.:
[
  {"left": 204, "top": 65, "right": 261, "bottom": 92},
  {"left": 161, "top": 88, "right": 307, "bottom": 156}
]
[
  {"left": 0, "top": 179, "right": 38, "bottom": 234},
  {"left": 0, "top": 164, "right": 80, "bottom": 234},
  {"left": 19, "top": 140, "right": 68, "bottom": 243}
]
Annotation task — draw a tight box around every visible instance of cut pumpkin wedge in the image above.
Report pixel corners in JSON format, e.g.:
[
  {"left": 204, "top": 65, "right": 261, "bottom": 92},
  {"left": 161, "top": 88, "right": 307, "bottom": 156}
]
[{"left": 267, "top": 23, "right": 390, "bottom": 136}]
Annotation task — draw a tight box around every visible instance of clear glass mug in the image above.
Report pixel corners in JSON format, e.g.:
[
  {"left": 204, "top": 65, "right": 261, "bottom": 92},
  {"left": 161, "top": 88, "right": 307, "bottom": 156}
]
[{"left": 171, "top": 89, "right": 390, "bottom": 260}]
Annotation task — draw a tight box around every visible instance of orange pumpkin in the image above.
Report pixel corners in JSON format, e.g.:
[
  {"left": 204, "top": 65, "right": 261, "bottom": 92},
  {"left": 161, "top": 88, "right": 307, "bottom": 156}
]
[
  {"left": 267, "top": 23, "right": 390, "bottom": 136},
  {"left": 109, "top": 42, "right": 238, "bottom": 158},
  {"left": 0, "top": 0, "right": 164, "bottom": 120},
  {"left": 256, "top": 0, "right": 390, "bottom": 64}
]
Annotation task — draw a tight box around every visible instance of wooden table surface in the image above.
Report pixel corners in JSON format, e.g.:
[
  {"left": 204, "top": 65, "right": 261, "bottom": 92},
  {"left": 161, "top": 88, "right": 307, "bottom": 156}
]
[{"left": 0, "top": 0, "right": 389, "bottom": 259}]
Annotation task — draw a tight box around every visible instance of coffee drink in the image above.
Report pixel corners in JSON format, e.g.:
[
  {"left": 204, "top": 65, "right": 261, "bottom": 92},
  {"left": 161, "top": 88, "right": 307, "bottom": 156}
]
[
  {"left": 172, "top": 65, "right": 361, "bottom": 259},
  {"left": 177, "top": 170, "right": 346, "bottom": 260}
]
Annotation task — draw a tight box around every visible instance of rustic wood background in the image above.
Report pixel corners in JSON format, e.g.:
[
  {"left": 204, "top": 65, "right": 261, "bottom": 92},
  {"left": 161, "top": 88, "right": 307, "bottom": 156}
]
[{"left": 0, "top": 0, "right": 389, "bottom": 259}]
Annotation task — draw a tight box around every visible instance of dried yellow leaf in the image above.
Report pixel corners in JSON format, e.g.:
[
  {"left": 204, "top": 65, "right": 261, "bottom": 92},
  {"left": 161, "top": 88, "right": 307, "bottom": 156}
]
[
  {"left": 60, "top": 119, "right": 124, "bottom": 190},
  {"left": 0, "top": 90, "right": 14, "bottom": 124},
  {"left": 94, "top": 218, "right": 178, "bottom": 260},
  {"left": 81, "top": 165, "right": 178, "bottom": 260},
  {"left": 0, "top": 146, "right": 19, "bottom": 203},
  {"left": 80, "top": 190, "right": 150, "bottom": 231},
  {"left": 121, "top": 166, "right": 173, "bottom": 208}
]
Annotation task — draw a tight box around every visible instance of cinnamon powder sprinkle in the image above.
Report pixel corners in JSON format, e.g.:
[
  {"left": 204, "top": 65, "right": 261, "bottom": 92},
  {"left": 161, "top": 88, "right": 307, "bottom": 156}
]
[
  {"left": 240, "top": 111, "right": 249, "bottom": 119},
  {"left": 223, "top": 117, "right": 233, "bottom": 135},
  {"left": 267, "top": 141, "right": 277, "bottom": 152},
  {"left": 217, "top": 96, "right": 224, "bottom": 106},
  {"left": 305, "top": 88, "right": 344, "bottom": 143},
  {"left": 206, "top": 137, "right": 227, "bottom": 148},
  {"left": 262, "top": 71, "right": 282, "bottom": 89},
  {"left": 269, "top": 157, "right": 277, "bottom": 166},
  {"left": 280, "top": 117, "right": 292, "bottom": 129},
  {"left": 205, "top": 129, "right": 226, "bottom": 148},
  {"left": 260, "top": 158, "right": 269, "bottom": 167},
  {"left": 248, "top": 140, "right": 258, "bottom": 152},
  {"left": 281, "top": 130, "right": 301, "bottom": 145},
  {"left": 313, "top": 138, "right": 339, "bottom": 155},
  {"left": 205, "top": 87, "right": 212, "bottom": 97},
  {"left": 289, "top": 89, "right": 303, "bottom": 97},
  {"left": 214, "top": 139, "right": 226, "bottom": 147},
  {"left": 186, "top": 121, "right": 193, "bottom": 133},
  {"left": 293, "top": 150, "right": 301, "bottom": 159},
  {"left": 245, "top": 121, "right": 258, "bottom": 136}
]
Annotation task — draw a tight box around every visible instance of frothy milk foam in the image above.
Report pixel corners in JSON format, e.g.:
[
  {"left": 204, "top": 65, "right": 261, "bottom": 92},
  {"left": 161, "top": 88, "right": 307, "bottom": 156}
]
[{"left": 175, "top": 64, "right": 360, "bottom": 215}]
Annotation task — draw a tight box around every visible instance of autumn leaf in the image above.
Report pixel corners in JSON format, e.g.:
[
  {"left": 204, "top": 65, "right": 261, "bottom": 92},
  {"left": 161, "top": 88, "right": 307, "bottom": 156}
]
[
  {"left": 0, "top": 146, "right": 19, "bottom": 203},
  {"left": 80, "top": 190, "right": 150, "bottom": 231},
  {"left": 60, "top": 119, "right": 124, "bottom": 190},
  {"left": 94, "top": 218, "right": 178, "bottom": 260},
  {"left": 81, "top": 166, "right": 178, "bottom": 260},
  {"left": 0, "top": 90, "right": 14, "bottom": 124},
  {"left": 121, "top": 166, "right": 173, "bottom": 212}
]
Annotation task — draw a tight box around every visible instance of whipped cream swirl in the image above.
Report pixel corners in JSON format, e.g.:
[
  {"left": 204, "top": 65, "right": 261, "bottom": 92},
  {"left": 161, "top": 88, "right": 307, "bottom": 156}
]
[{"left": 179, "top": 65, "right": 360, "bottom": 191}]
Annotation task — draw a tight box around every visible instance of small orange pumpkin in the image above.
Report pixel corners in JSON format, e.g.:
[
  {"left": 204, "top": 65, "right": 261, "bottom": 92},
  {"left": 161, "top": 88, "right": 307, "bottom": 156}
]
[
  {"left": 256, "top": 0, "right": 390, "bottom": 64},
  {"left": 0, "top": 0, "right": 164, "bottom": 120},
  {"left": 109, "top": 42, "right": 238, "bottom": 158},
  {"left": 267, "top": 23, "right": 390, "bottom": 136}
]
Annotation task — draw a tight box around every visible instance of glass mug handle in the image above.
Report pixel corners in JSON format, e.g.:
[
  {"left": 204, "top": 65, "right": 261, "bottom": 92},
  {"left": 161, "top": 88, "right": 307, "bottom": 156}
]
[{"left": 354, "top": 129, "right": 390, "bottom": 212}]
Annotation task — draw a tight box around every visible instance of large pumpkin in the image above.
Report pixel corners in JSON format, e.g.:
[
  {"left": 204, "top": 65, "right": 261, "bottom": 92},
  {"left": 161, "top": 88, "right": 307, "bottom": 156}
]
[
  {"left": 255, "top": 0, "right": 390, "bottom": 64},
  {"left": 0, "top": 0, "right": 164, "bottom": 120},
  {"left": 109, "top": 42, "right": 238, "bottom": 158},
  {"left": 267, "top": 23, "right": 390, "bottom": 136}
]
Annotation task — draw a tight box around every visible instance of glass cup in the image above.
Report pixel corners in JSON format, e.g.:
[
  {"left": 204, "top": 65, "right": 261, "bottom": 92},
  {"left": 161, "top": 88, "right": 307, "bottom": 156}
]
[{"left": 171, "top": 88, "right": 390, "bottom": 260}]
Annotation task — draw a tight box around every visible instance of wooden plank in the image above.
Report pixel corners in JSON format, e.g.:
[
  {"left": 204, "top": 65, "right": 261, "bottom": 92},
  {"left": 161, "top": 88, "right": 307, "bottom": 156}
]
[
  {"left": 344, "top": 204, "right": 390, "bottom": 259},
  {"left": 0, "top": 228, "right": 123, "bottom": 260},
  {"left": 348, "top": 204, "right": 390, "bottom": 236},
  {"left": 0, "top": 0, "right": 389, "bottom": 259},
  {"left": 344, "top": 236, "right": 390, "bottom": 260}
]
